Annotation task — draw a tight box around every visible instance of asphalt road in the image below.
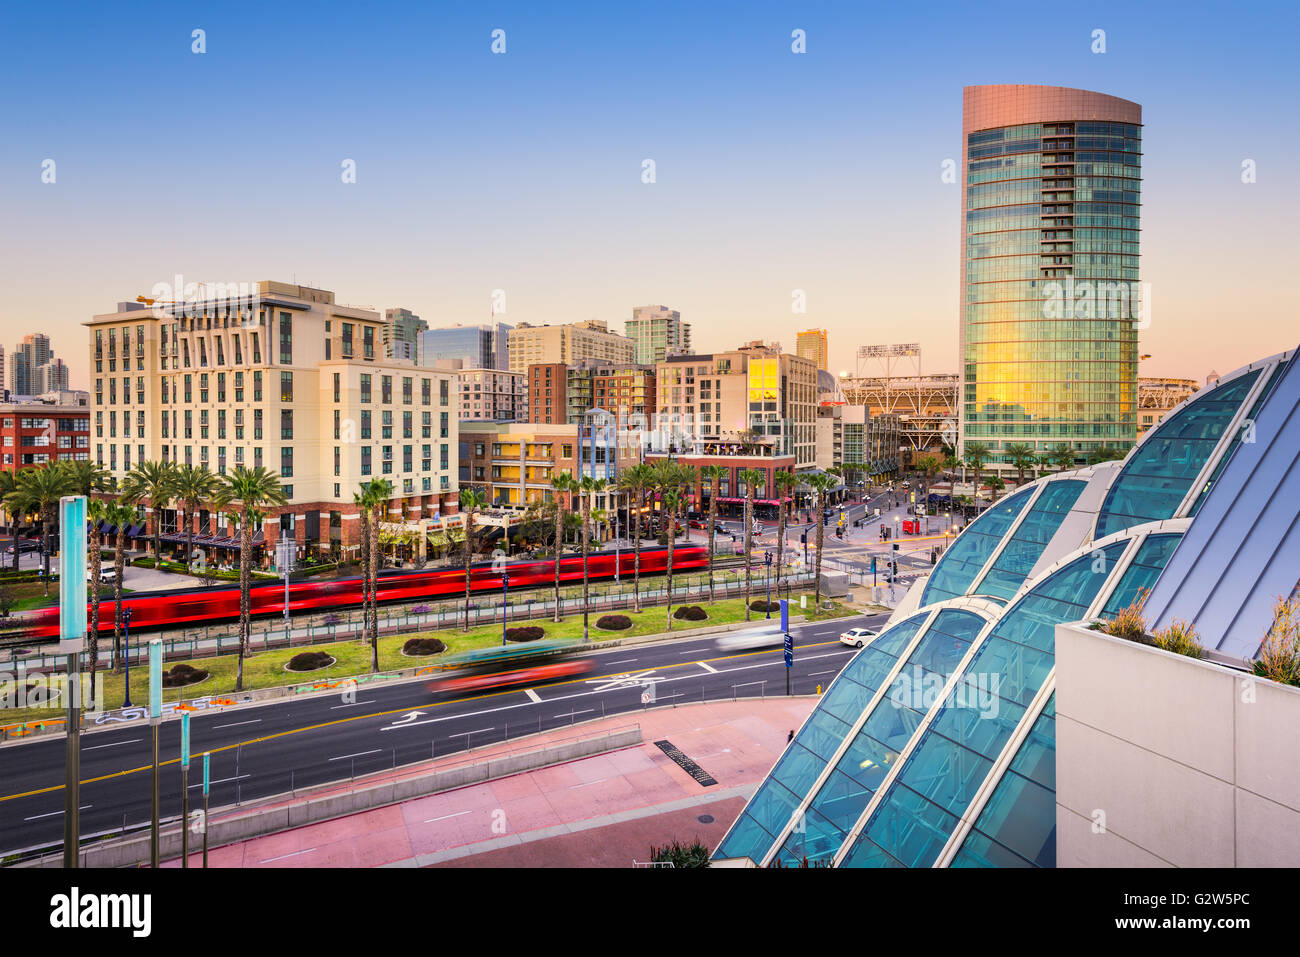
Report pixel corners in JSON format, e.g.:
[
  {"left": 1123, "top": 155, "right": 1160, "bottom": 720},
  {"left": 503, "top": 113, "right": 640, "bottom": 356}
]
[{"left": 0, "top": 610, "right": 889, "bottom": 856}]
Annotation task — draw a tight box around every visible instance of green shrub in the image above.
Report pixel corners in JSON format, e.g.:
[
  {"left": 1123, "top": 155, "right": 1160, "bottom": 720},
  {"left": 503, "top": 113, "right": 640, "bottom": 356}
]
[
  {"left": 287, "top": 651, "right": 334, "bottom": 672},
  {"left": 673, "top": 605, "right": 707, "bottom": 621},
  {"left": 648, "top": 838, "right": 711, "bottom": 868},
  {"left": 596, "top": 614, "right": 632, "bottom": 631},
  {"left": 1255, "top": 597, "right": 1300, "bottom": 687},
  {"left": 1101, "top": 594, "right": 1149, "bottom": 643},
  {"left": 402, "top": 637, "right": 447, "bottom": 656},
  {"left": 1151, "top": 619, "right": 1203, "bottom": 659}
]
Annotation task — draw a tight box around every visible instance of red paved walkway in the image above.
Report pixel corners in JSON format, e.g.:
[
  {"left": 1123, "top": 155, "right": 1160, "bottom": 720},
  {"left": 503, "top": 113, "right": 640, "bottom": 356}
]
[{"left": 165, "top": 697, "right": 816, "bottom": 868}]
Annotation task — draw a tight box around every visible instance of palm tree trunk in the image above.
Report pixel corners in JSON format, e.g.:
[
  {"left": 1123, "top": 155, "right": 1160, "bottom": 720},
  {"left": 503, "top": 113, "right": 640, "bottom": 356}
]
[
  {"left": 632, "top": 489, "right": 643, "bottom": 613},
  {"left": 185, "top": 507, "right": 195, "bottom": 575},
  {"left": 236, "top": 512, "right": 251, "bottom": 692},
  {"left": 88, "top": 528, "right": 101, "bottom": 707},
  {"left": 814, "top": 494, "right": 826, "bottom": 610},
  {"left": 114, "top": 530, "right": 126, "bottom": 673},
  {"left": 581, "top": 499, "right": 591, "bottom": 642},
  {"left": 743, "top": 493, "right": 754, "bottom": 621},
  {"left": 41, "top": 507, "right": 53, "bottom": 597},
  {"left": 664, "top": 499, "right": 676, "bottom": 630},
  {"left": 463, "top": 512, "right": 474, "bottom": 632},
  {"left": 553, "top": 502, "right": 563, "bottom": 623},
  {"left": 706, "top": 486, "right": 717, "bottom": 603},
  {"left": 370, "top": 507, "right": 380, "bottom": 671}
]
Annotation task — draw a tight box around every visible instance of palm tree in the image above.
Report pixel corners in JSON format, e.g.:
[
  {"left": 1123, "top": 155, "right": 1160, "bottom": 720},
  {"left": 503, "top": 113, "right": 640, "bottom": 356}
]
[
  {"left": 63, "top": 460, "right": 111, "bottom": 499},
  {"left": 963, "top": 442, "right": 989, "bottom": 510},
  {"left": 618, "top": 463, "right": 656, "bottom": 612},
  {"left": 698, "top": 464, "right": 726, "bottom": 603},
  {"left": 577, "top": 476, "right": 607, "bottom": 641},
  {"left": 940, "top": 447, "right": 961, "bottom": 481},
  {"left": 1047, "top": 442, "right": 1075, "bottom": 473},
  {"left": 773, "top": 470, "right": 799, "bottom": 597},
  {"left": 1005, "top": 443, "right": 1037, "bottom": 487},
  {"left": 103, "top": 499, "right": 136, "bottom": 674},
  {"left": 0, "top": 469, "right": 19, "bottom": 572},
  {"left": 173, "top": 464, "right": 222, "bottom": 577},
  {"left": 85, "top": 496, "right": 108, "bottom": 706},
  {"left": 549, "top": 472, "right": 576, "bottom": 622},
  {"left": 121, "top": 460, "right": 179, "bottom": 564},
  {"left": 7, "top": 465, "right": 74, "bottom": 595},
  {"left": 365, "top": 479, "right": 394, "bottom": 669},
  {"left": 804, "top": 472, "right": 837, "bottom": 610},
  {"left": 985, "top": 475, "right": 1006, "bottom": 503},
  {"left": 738, "top": 467, "right": 766, "bottom": 621},
  {"left": 661, "top": 485, "right": 684, "bottom": 628},
  {"left": 1086, "top": 445, "right": 1125, "bottom": 466},
  {"left": 459, "top": 487, "right": 487, "bottom": 632},
  {"left": 217, "top": 466, "right": 288, "bottom": 692},
  {"left": 353, "top": 484, "right": 373, "bottom": 646}
]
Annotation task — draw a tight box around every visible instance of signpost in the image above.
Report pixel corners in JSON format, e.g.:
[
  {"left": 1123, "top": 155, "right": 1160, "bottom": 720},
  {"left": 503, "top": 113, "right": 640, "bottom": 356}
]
[
  {"left": 180, "top": 712, "right": 190, "bottom": 868},
  {"left": 58, "top": 495, "right": 87, "bottom": 868},
  {"left": 781, "top": 599, "right": 792, "bottom": 695},
  {"left": 276, "top": 533, "right": 295, "bottom": 626},
  {"left": 149, "top": 638, "right": 162, "bottom": 868},
  {"left": 202, "top": 752, "right": 211, "bottom": 869}
]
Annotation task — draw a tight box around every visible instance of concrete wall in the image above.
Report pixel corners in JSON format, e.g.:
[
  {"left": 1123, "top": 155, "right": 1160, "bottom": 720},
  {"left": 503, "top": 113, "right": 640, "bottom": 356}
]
[
  {"left": 26, "top": 726, "right": 643, "bottom": 869},
  {"left": 1055, "top": 622, "right": 1300, "bottom": 867}
]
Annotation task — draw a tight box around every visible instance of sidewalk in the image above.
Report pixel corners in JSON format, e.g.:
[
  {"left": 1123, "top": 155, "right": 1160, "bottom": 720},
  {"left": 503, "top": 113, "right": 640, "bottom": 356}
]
[{"left": 164, "top": 697, "right": 818, "bottom": 868}]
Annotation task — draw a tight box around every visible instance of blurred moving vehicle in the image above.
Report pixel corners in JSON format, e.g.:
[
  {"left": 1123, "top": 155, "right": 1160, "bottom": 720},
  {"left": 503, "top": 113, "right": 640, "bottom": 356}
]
[
  {"left": 5, "top": 539, "right": 40, "bottom": 555},
  {"left": 839, "top": 626, "right": 878, "bottom": 648},
  {"left": 715, "top": 624, "right": 786, "bottom": 652},
  {"left": 426, "top": 639, "right": 594, "bottom": 698}
]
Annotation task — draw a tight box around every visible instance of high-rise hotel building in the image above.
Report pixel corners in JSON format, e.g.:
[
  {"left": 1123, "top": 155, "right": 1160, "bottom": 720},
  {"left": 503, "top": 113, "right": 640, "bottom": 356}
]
[
  {"left": 86, "top": 281, "right": 459, "bottom": 556},
  {"left": 961, "top": 85, "right": 1142, "bottom": 470}
]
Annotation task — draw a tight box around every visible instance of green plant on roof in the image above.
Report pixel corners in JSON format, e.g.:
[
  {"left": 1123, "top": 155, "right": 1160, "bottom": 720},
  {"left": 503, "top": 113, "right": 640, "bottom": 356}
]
[
  {"left": 1151, "top": 618, "right": 1203, "bottom": 659},
  {"left": 1255, "top": 596, "right": 1300, "bottom": 688}
]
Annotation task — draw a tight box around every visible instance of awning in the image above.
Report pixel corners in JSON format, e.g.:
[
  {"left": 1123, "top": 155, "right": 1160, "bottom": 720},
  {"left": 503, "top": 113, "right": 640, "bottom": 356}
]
[{"left": 126, "top": 523, "right": 146, "bottom": 537}]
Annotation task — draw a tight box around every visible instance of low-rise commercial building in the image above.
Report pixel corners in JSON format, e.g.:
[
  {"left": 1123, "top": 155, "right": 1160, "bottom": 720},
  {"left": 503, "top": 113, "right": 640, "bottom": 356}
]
[{"left": 0, "top": 392, "right": 91, "bottom": 471}]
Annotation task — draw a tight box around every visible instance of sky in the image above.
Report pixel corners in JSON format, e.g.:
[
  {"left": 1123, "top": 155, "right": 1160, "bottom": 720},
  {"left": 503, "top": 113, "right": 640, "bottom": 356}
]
[{"left": 1, "top": 0, "right": 1297, "bottom": 390}]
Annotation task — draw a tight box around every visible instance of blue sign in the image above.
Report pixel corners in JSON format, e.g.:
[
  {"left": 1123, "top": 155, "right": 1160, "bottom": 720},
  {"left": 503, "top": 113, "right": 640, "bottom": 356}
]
[
  {"left": 148, "top": 639, "right": 163, "bottom": 720},
  {"left": 58, "top": 496, "right": 87, "bottom": 647},
  {"left": 784, "top": 648, "right": 793, "bottom": 668},
  {"left": 780, "top": 599, "right": 789, "bottom": 632}
]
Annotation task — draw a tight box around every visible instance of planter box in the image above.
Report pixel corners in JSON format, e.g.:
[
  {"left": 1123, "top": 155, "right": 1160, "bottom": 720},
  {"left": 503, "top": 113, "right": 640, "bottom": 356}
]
[{"left": 1055, "top": 621, "right": 1300, "bottom": 867}]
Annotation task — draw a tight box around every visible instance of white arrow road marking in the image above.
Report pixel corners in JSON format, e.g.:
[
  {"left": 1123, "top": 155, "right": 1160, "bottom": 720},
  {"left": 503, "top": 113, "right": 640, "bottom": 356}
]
[
  {"left": 585, "top": 669, "right": 665, "bottom": 693},
  {"left": 379, "top": 710, "right": 428, "bottom": 729}
]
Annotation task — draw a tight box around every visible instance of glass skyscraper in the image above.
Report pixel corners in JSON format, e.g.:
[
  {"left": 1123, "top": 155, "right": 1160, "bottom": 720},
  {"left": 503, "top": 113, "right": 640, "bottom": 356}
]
[{"left": 961, "top": 85, "right": 1142, "bottom": 470}]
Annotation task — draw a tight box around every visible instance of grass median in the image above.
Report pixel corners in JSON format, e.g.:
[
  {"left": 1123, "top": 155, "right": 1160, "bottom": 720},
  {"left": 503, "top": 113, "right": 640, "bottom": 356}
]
[{"left": 1, "top": 590, "right": 855, "bottom": 724}]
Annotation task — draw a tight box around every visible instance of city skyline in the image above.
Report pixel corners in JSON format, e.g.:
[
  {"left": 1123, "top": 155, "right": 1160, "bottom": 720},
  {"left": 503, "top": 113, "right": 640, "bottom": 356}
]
[{"left": 3, "top": 1, "right": 1296, "bottom": 391}]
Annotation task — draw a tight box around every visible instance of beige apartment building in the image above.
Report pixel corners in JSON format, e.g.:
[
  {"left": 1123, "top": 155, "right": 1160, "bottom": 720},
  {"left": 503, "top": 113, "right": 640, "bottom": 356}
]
[
  {"left": 506, "top": 320, "right": 635, "bottom": 374},
  {"left": 86, "top": 281, "right": 459, "bottom": 560},
  {"left": 654, "top": 342, "right": 818, "bottom": 471}
]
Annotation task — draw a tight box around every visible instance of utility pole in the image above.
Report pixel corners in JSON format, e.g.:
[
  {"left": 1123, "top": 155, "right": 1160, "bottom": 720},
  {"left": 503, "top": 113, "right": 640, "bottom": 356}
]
[
  {"left": 149, "top": 638, "right": 162, "bottom": 868},
  {"left": 202, "top": 751, "right": 210, "bottom": 868},
  {"left": 180, "top": 712, "right": 190, "bottom": 867},
  {"left": 59, "top": 496, "right": 88, "bottom": 868}
]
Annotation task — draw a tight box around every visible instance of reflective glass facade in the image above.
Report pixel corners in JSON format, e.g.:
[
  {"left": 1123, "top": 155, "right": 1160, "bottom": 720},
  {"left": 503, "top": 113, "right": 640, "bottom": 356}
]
[
  {"left": 963, "top": 88, "right": 1141, "bottom": 470},
  {"left": 1094, "top": 368, "right": 1260, "bottom": 537},
  {"left": 920, "top": 487, "right": 1034, "bottom": 605}
]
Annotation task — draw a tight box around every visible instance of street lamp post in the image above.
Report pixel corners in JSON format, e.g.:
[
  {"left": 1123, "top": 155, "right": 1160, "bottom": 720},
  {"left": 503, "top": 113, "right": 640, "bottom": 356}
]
[
  {"left": 121, "top": 606, "right": 134, "bottom": 707},
  {"left": 501, "top": 571, "right": 510, "bottom": 646},
  {"left": 765, "top": 550, "right": 773, "bottom": 618}
]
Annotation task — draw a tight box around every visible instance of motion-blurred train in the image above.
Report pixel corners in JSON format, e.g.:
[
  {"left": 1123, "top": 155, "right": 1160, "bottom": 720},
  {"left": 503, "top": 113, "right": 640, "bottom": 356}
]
[{"left": 10, "top": 544, "right": 711, "bottom": 641}]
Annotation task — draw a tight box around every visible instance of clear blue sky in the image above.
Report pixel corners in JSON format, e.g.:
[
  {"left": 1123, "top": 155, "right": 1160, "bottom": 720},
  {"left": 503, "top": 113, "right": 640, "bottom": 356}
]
[{"left": 1, "top": 0, "right": 1296, "bottom": 387}]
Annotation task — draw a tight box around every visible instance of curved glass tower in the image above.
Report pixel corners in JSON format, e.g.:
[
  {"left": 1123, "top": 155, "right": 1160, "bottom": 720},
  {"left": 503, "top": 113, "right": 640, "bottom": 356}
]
[{"left": 961, "top": 85, "right": 1142, "bottom": 471}]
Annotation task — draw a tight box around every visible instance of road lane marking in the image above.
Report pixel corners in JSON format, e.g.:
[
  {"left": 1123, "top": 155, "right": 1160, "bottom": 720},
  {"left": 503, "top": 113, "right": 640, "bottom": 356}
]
[
  {"left": 328, "top": 749, "right": 381, "bottom": 762},
  {"left": 83, "top": 738, "right": 141, "bottom": 751},
  {"left": 698, "top": 662, "right": 718, "bottom": 674},
  {"left": 329, "top": 700, "right": 377, "bottom": 709},
  {"left": 213, "top": 719, "right": 262, "bottom": 730},
  {"left": 188, "top": 774, "right": 250, "bottom": 789},
  {"left": 24, "top": 805, "right": 91, "bottom": 821},
  {"left": 0, "top": 622, "right": 873, "bottom": 803},
  {"left": 607, "top": 658, "right": 638, "bottom": 665},
  {"left": 524, "top": 689, "right": 541, "bottom": 703}
]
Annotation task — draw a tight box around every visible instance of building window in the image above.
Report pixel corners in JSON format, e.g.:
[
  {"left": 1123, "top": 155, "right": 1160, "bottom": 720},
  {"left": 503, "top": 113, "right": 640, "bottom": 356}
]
[
  {"left": 281, "top": 446, "right": 293, "bottom": 477},
  {"left": 280, "top": 371, "right": 293, "bottom": 402},
  {"left": 279, "top": 312, "right": 292, "bottom": 364},
  {"left": 281, "top": 409, "right": 293, "bottom": 440},
  {"left": 360, "top": 374, "right": 371, "bottom": 404},
  {"left": 333, "top": 372, "right": 341, "bottom": 403}
]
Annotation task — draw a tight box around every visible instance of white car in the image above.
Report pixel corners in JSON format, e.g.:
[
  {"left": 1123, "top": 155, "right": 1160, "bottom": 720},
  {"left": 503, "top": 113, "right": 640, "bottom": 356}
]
[
  {"left": 839, "top": 626, "right": 878, "bottom": 649},
  {"left": 715, "top": 626, "right": 785, "bottom": 652}
]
